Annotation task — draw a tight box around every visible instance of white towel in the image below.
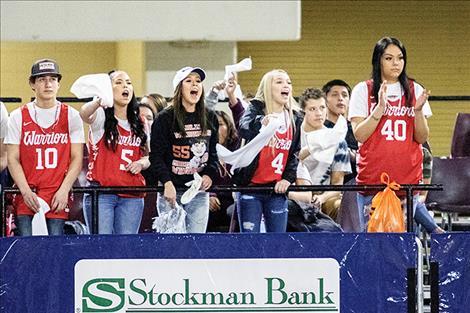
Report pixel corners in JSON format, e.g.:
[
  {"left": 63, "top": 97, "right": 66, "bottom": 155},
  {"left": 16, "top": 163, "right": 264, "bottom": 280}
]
[
  {"left": 32, "top": 197, "right": 50, "bottom": 236},
  {"left": 217, "top": 117, "right": 283, "bottom": 173},
  {"left": 70, "top": 73, "right": 113, "bottom": 108},
  {"left": 303, "top": 115, "right": 348, "bottom": 169},
  {"left": 224, "top": 57, "right": 252, "bottom": 81}
]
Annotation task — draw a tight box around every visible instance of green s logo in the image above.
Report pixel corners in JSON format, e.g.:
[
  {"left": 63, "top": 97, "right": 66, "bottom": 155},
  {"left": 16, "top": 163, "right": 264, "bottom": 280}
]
[{"left": 82, "top": 278, "right": 125, "bottom": 312}]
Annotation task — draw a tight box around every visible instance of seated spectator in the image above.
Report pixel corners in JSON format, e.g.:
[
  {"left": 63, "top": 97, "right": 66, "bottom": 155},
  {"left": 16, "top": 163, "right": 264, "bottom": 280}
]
[
  {"left": 141, "top": 93, "right": 168, "bottom": 114},
  {"left": 287, "top": 162, "right": 342, "bottom": 232},
  {"left": 298, "top": 87, "right": 351, "bottom": 222},
  {"left": 413, "top": 143, "right": 445, "bottom": 234},
  {"left": 322, "top": 79, "right": 358, "bottom": 183}
]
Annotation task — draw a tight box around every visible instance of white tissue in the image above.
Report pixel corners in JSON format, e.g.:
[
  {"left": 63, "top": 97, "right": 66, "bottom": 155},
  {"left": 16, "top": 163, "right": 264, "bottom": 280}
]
[{"left": 70, "top": 73, "right": 113, "bottom": 108}]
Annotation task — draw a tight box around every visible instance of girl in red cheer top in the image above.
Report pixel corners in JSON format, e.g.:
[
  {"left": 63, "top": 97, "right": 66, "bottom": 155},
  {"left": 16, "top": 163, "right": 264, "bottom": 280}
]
[
  {"left": 80, "top": 70, "right": 149, "bottom": 234},
  {"left": 5, "top": 59, "right": 84, "bottom": 236},
  {"left": 234, "top": 69, "right": 302, "bottom": 233},
  {"left": 149, "top": 66, "right": 219, "bottom": 233},
  {"left": 349, "top": 37, "right": 432, "bottom": 232}
]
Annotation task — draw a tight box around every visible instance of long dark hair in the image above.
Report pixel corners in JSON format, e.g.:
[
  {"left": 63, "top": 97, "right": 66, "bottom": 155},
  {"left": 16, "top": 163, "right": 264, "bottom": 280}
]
[
  {"left": 172, "top": 81, "right": 208, "bottom": 137},
  {"left": 215, "top": 110, "right": 238, "bottom": 149},
  {"left": 371, "top": 37, "right": 412, "bottom": 107},
  {"left": 103, "top": 71, "right": 147, "bottom": 151}
]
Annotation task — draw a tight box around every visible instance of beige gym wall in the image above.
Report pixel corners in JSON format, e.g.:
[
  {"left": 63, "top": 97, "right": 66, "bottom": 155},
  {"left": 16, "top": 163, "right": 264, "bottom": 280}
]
[{"left": 238, "top": 0, "right": 470, "bottom": 156}]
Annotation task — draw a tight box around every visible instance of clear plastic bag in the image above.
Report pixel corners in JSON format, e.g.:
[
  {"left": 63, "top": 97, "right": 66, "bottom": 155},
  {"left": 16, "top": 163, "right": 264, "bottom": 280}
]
[{"left": 152, "top": 203, "right": 187, "bottom": 233}]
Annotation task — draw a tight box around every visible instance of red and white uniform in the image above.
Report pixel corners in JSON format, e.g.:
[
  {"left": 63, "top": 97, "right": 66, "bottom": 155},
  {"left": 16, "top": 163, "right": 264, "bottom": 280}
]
[
  {"left": 251, "top": 112, "right": 293, "bottom": 184},
  {"left": 349, "top": 79, "right": 432, "bottom": 186},
  {"left": 86, "top": 111, "right": 145, "bottom": 197},
  {"left": 17, "top": 104, "right": 71, "bottom": 218}
]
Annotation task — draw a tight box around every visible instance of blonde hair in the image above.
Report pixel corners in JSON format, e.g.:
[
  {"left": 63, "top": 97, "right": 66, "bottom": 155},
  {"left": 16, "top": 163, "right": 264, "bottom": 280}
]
[{"left": 254, "top": 69, "right": 299, "bottom": 127}]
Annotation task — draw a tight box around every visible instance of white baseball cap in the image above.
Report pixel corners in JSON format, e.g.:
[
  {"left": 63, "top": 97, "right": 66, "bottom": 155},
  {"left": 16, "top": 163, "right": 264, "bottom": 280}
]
[{"left": 172, "top": 66, "right": 206, "bottom": 91}]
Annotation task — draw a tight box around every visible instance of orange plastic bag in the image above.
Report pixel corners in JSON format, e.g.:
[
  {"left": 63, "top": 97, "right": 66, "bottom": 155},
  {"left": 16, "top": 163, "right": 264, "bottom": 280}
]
[{"left": 367, "top": 173, "right": 405, "bottom": 233}]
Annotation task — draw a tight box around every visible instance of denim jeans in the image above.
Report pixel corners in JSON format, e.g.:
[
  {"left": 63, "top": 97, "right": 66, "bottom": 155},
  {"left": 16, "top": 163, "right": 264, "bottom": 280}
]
[
  {"left": 414, "top": 201, "right": 439, "bottom": 234},
  {"left": 237, "top": 192, "right": 288, "bottom": 233},
  {"left": 83, "top": 193, "right": 144, "bottom": 234},
  {"left": 357, "top": 193, "right": 419, "bottom": 232},
  {"left": 157, "top": 191, "right": 209, "bottom": 233},
  {"left": 16, "top": 215, "right": 65, "bottom": 236}
]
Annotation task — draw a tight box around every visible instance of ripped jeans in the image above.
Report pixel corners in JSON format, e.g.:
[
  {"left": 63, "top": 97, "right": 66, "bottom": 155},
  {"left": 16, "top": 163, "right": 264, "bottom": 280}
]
[{"left": 237, "top": 192, "right": 288, "bottom": 233}]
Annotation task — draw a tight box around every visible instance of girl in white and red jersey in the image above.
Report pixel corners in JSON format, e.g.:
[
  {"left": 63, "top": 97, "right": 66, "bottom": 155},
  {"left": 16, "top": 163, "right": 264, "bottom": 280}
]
[
  {"left": 234, "top": 70, "right": 302, "bottom": 233},
  {"left": 5, "top": 58, "right": 84, "bottom": 236},
  {"left": 80, "top": 70, "right": 149, "bottom": 234},
  {"left": 349, "top": 37, "right": 432, "bottom": 232}
]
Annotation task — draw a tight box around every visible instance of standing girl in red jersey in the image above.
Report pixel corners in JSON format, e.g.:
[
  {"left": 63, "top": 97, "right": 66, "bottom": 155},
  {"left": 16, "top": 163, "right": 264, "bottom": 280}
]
[
  {"left": 80, "top": 70, "right": 149, "bottom": 234},
  {"left": 234, "top": 69, "right": 302, "bottom": 233},
  {"left": 349, "top": 37, "right": 432, "bottom": 232}
]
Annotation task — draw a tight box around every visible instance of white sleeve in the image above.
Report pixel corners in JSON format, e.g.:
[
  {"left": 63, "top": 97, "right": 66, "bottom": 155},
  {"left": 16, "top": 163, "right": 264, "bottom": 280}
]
[
  {"left": 348, "top": 81, "right": 369, "bottom": 120},
  {"left": 413, "top": 82, "right": 432, "bottom": 118},
  {"left": 68, "top": 107, "right": 85, "bottom": 143},
  {"left": 0, "top": 102, "right": 8, "bottom": 139},
  {"left": 88, "top": 107, "right": 106, "bottom": 144},
  {"left": 3, "top": 108, "right": 22, "bottom": 145}
]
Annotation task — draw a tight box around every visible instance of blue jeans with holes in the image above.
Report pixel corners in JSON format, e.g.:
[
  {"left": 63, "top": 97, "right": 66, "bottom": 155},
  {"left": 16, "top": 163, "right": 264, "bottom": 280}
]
[
  {"left": 237, "top": 192, "right": 288, "bottom": 233},
  {"left": 157, "top": 191, "right": 209, "bottom": 233},
  {"left": 16, "top": 215, "right": 65, "bottom": 236},
  {"left": 83, "top": 193, "right": 144, "bottom": 234},
  {"left": 357, "top": 193, "right": 420, "bottom": 232}
]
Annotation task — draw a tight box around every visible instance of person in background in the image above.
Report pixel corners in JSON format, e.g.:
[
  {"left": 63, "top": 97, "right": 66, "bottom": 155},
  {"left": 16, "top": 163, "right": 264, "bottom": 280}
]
[
  {"left": 349, "top": 37, "right": 432, "bottom": 232},
  {"left": 413, "top": 143, "right": 445, "bottom": 234},
  {"left": 149, "top": 66, "right": 219, "bottom": 233},
  {"left": 0, "top": 101, "right": 8, "bottom": 173},
  {"left": 5, "top": 59, "right": 84, "bottom": 236},
  {"left": 80, "top": 70, "right": 149, "bottom": 234},
  {"left": 287, "top": 162, "right": 343, "bottom": 232},
  {"left": 204, "top": 75, "right": 246, "bottom": 231},
  {"left": 322, "top": 79, "right": 358, "bottom": 183},
  {"left": 297, "top": 87, "right": 351, "bottom": 221},
  {"left": 234, "top": 69, "right": 302, "bottom": 233},
  {"left": 141, "top": 93, "right": 168, "bottom": 114},
  {"left": 138, "top": 102, "right": 156, "bottom": 131}
]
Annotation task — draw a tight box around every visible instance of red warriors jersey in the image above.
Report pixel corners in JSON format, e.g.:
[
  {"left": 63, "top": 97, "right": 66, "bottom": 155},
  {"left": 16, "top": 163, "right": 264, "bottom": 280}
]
[
  {"left": 15, "top": 104, "right": 71, "bottom": 219},
  {"left": 356, "top": 80, "right": 423, "bottom": 187},
  {"left": 251, "top": 114, "right": 293, "bottom": 184},
  {"left": 86, "top": 125, "right": 145, "bottom": 197}
]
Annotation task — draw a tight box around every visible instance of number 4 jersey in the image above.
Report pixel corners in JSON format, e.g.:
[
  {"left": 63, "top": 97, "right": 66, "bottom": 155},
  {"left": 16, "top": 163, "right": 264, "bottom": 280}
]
[{"left": 349, "top": 79, "right": 432, "bottom": 186}]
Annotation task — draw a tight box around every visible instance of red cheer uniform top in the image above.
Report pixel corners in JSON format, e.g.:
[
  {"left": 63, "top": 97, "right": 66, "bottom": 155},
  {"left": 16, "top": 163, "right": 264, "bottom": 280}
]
[
  {"left": 251, "top": 113, "right": 293, "bottom": 185},
  {"left": 15, "top": 103, "right": 71, "bottom": 219},
  {"left": 86, "top": 124, "right": 145, "bottom": 198},
  {"left": 356, "top": 80, "right": 423, "bottom": 188}
]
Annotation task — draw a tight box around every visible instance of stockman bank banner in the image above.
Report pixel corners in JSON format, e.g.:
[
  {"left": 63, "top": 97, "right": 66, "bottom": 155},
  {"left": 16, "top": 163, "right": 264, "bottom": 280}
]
[{"left": 75, "top": 258, "right": 340, "bottom": 313}]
